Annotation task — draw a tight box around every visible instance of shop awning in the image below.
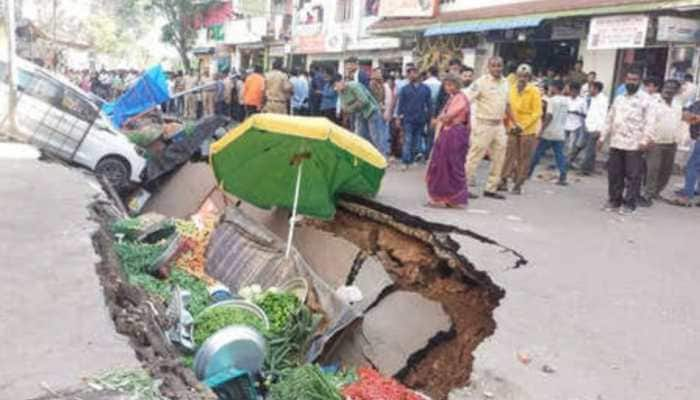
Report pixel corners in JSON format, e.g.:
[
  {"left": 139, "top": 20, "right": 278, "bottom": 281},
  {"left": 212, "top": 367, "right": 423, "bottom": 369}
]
[
  {"left": 370, "top": 0, "right": 700, "bottom": 36},
  {"left": 425, "top": 16, "right": 544, "bottom": 37}
]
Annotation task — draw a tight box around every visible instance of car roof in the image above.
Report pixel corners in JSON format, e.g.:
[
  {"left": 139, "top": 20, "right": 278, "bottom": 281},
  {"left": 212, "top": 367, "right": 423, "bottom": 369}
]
[{"left": 0, "top": 55, "right": 103, "bottom": 113}]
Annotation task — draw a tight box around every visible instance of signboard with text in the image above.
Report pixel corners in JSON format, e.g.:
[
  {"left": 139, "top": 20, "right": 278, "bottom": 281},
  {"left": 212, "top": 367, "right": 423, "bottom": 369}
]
[
  {"left": 294, "top": 35, "right": 326, "bottom": 54},
  {"left": 657, "top": 16, "right": 700, "bottom": 43},
  {"left": 587, "top": 15, "right": 649, "bottom": 50},
  {"left": 379, "top": 0, "right": 435, "bottom": 18}
]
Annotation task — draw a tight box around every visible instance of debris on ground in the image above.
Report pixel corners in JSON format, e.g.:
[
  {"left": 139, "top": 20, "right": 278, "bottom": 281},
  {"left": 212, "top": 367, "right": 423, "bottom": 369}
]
[
  {"left": 88, "top": 369, "right": 167, "bottom": 400},
  {"left": 87, "top": 154, "right": 524, "bottom": 400}
]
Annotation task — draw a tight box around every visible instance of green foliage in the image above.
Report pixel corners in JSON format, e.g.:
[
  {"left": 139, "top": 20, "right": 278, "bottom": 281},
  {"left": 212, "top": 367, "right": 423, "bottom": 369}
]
[
  {"left": 113, "top": 241, "right": 209, "bottom": 316},
  {"left": 142, "top": 0, "right": 220, "bottom": 71},
  {"left": 267, "top": 364, "right": 343, "bottom": 400}
]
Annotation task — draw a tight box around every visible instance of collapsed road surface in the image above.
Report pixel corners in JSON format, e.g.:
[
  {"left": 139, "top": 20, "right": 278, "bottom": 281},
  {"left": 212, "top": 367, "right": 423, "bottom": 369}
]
[
  {"left": 104, "top": 159, "right": 528, "bottom": 399},
  {"left": 305, "top": 197, "right": 521, "bottom": 399},
  {"left": 9, "top": 151, "right": 525, "bottom": 399}
]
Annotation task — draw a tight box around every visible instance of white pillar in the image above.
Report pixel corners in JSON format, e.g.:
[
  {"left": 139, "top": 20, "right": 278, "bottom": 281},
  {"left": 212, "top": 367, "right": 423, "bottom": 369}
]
[{"left": 4, "top": 0, "right": 19, "bottom": 136}]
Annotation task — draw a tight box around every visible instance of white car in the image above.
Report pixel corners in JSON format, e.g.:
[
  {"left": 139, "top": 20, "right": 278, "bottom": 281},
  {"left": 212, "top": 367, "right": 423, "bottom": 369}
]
[{"left": 0, "top": 57, "right": 146, "bottom": 190}]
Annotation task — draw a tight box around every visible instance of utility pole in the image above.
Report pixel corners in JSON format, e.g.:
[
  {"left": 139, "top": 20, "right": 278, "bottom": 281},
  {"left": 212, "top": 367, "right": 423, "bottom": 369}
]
[
  {"left": 52, "top": 0, "right": 57, "bottom": 70},
  {"left": 4, "top": 0, "right": 20, "bottom": 136}
]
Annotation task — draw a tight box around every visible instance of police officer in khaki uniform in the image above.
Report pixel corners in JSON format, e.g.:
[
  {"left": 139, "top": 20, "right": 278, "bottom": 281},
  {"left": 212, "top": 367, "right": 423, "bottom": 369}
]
[
  {"left": 262, "top": 60, "right": 293, "bottom": 114},
  {"left": 464, "top": 56, "right": 511, "bottom": 200},
  {"left": 184, "top": 72, "right": 198, "bottom": 120}
]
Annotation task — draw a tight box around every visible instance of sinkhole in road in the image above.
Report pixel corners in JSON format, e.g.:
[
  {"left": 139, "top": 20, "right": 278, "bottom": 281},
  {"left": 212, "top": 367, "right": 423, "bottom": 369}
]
[
  {"left": 308, "top": 196, "right": 518, "bottom": 400},
  {"left": 89, "top": 193, "right": 523, "bottom": 400}
]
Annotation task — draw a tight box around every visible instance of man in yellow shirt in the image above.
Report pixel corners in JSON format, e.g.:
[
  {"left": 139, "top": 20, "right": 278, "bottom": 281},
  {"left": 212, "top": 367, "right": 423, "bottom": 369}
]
[{"left": 499, "top": 64, "right": 542, "bottom": 194}]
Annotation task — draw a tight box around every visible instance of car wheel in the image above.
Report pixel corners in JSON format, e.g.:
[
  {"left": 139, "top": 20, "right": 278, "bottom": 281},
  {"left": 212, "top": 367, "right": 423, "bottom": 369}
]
[{"left": 95, "top": 156, "right": 131, "bottom": 191}]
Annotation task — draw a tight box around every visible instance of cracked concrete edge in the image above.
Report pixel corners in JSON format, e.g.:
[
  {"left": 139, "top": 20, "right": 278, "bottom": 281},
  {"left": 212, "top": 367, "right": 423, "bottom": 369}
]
[{"left": 338, "top": 196, "right": 518, "bottom": 294}]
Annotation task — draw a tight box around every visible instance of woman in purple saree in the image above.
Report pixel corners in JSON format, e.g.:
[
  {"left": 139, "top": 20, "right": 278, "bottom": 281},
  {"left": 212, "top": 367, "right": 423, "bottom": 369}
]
[{"left": 426, "top": 74, "right": 471, "bottom": 208}]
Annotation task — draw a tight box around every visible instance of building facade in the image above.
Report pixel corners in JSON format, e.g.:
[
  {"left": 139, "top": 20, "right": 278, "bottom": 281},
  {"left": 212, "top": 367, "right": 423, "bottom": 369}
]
[
  {"left": 369, "top": 0, "right": 700, "bottom": 99},
  {"left": 190, "top": 0, "right": 293, "bottom": 75},
  {"left": 291, "top": 0, "right": 411, "bottom": 74}
]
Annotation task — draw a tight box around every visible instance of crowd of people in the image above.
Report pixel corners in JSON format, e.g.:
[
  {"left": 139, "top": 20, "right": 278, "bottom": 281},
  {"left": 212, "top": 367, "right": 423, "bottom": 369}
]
[
  {"left": 281, "top": 56, "right": 700, "bottom": 214},
  {"left": 66, "top": 69, "right": 141, "bottom": 101},
  {"left": 74, "top": 56, "right": 700, "bottom": 214}
]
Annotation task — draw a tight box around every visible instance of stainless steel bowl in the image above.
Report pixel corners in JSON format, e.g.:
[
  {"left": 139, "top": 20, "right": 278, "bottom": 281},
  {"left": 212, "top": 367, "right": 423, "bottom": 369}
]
[{"left": 193, "top": 325, "right": 266, "bottom": 381}]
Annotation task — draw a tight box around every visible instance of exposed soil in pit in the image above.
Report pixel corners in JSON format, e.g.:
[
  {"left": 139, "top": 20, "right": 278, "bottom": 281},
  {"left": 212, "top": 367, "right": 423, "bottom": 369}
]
[
  {"left": 89, "top": 203, "right": 215, "bottom": 400},
  {"left": 308, "top": 197, "right": 514, "bottom": 400}
]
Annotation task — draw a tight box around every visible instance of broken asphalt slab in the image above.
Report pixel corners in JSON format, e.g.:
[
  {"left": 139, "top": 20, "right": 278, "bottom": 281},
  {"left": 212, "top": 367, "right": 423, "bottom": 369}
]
[
  {"left": 362, "top": 291, "right": 452, "bottom": 376},
  {"left": 350, "top": 255, "right": 394, "bottom": 313},
  {"left": 0, "top": 157, "right": 137, "bottom": 399}
]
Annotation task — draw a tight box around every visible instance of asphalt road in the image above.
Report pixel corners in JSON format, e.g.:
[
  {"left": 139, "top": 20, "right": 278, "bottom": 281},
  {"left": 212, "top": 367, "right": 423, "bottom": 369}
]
[
  {"left": 0, "top": 147, "right": 136, "bottom": 400},
  {"left": 377, "top": 163, "right": 700, "bottom": 400}
]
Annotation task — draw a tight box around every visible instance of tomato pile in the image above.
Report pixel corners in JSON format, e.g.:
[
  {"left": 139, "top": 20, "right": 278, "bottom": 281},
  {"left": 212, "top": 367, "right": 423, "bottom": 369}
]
[{"left": 342, "top": 368, "right": 422, "bottom": 400}]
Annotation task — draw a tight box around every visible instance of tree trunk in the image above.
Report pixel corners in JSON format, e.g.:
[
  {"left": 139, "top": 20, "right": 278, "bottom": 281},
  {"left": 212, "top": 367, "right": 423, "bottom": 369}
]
[{"left": 177, "top": 43, "right": 191, "bottom": 73}]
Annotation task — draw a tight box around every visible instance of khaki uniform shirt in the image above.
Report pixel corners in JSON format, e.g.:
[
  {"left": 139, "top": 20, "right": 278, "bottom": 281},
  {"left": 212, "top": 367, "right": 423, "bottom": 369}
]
[
  {"left": 264, "top": 70, "right": 293, "bottom": 103},
  {"left": 223, "top": 79, "right": 234, "bottom": 104},
  {"left": 466, "top": 74, "right": 509, "bottom": 121}
]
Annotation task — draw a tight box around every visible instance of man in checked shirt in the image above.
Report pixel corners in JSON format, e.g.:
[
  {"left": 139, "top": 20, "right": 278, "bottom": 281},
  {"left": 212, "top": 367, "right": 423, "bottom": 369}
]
[{"left": 598, "top": 68, "right": 654, "bottom": 215}]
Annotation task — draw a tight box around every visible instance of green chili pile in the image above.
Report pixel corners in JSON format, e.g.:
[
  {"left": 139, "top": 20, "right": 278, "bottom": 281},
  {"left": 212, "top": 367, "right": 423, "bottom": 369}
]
[
  {"left": 264, "top": 305, "right": 322, "bottom": 381},
  {"left": 254, "top": 292, "right": 301, "bottom": 334}
]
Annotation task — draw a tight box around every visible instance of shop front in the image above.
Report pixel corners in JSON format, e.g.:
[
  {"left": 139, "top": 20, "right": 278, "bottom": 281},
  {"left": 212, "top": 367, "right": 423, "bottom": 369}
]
[
  {"left": 493, "top": 19, "right": 588, "bottom": 75},
  {"left": 586, "top": 13, "right": 700, "bottom": 96},
  {"left": 656, "top": 15, "right": 700, "bottom": 81}
]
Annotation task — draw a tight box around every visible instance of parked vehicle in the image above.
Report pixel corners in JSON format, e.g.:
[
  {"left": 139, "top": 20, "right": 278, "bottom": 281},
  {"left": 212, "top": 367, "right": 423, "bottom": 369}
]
[{"left": 0, "top": 57, "right": 146, "bottom": 190}]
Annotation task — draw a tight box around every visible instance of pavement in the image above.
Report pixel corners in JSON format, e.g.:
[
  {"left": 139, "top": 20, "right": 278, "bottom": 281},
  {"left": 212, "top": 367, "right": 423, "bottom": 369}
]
[
  {"left": 377, "top": 162, "right": 700, "bottom": 400},
  {"left": 0, "top": 145, "right": 137, "bottom": 400}
]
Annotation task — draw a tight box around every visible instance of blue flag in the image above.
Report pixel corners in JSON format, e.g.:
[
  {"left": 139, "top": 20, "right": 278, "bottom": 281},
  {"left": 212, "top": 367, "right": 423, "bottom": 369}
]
[{"left": 102, "top": 65, "right": 171, "bottom": 128}]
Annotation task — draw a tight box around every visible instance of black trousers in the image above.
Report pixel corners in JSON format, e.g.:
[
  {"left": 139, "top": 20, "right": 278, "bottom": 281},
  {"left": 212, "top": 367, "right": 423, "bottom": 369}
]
[{"left": 608, "top": 148, "right": 644, "bottom": 209}]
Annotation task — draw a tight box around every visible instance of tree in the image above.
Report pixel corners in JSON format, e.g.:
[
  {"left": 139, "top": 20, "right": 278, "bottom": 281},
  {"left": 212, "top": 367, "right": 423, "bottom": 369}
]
[{"left": 141, "top": 0, "right": 216, "bottom": 73}]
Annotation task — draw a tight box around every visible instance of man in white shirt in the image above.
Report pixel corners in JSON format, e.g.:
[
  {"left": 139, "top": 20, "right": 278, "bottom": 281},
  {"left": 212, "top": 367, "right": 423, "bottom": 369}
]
[
  {"left": 640, "top": 80, "right": 682, "bottom": 206},
  {"left": 565, "top": 82, "right": 587, "bottom": 154},
  {"left": 598, "top": 69, "right": 654, "bottom": 214},
  {"left": 528, "top": 80, "right": 569, "bottom": 185},
  {"left": 679, "top": 73, "right": 697, "bottom": 106},
  {"left": 578, "top": 81, "right": 608, "bottom": 175},
  {"left": 581, "top": 71, "right": 597, "bottom": 97}
]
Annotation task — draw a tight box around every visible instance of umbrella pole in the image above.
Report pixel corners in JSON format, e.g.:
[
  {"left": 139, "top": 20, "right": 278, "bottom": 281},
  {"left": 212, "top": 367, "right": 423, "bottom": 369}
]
[{"left": 285, "top": 162, "right": 303, "bottom": 258}]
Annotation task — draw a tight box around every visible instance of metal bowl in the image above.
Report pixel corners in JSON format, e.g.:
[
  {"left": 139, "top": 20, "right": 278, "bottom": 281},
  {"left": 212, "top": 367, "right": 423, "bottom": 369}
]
[{"left": 193, "top": 325, "right": 266, "bottom": 381}]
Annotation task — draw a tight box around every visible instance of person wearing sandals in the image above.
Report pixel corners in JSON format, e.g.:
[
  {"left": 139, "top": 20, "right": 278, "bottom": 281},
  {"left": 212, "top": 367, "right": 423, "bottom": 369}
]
[
  {"left": 597, "top": 68, "right": 654, "bottom": 215},
  {"left": 425, "top": 74, "right": 471, "bottom": 208},
  {"left": 670, "top": 99, "right": 700, "bottom": 207}
]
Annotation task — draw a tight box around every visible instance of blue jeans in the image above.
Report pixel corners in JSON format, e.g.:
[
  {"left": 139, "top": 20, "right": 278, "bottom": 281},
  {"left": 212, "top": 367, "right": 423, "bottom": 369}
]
[
  {"left": 529, "top": 139, "right": 568, "bottom": 182},
  {"left": 683, "top": 140, "right": 700, "bottom": 199},
  {"left": 356, "top": 111, "right": 388, "bottom": 155},
  {"left": 402, "top": 120, "right": 426, "bottom": 165}
]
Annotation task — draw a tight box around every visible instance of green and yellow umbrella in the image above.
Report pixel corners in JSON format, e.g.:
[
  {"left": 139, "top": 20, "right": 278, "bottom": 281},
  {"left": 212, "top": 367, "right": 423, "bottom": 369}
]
[{"left": 209, "top": 113, "right": 387, "bottom": 257}]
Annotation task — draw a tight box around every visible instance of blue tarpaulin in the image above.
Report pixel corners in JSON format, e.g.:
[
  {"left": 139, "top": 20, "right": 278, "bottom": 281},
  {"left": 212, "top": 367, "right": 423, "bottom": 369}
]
[{"left": 102, "top": 65, "right": 171, "bottom": 128}]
